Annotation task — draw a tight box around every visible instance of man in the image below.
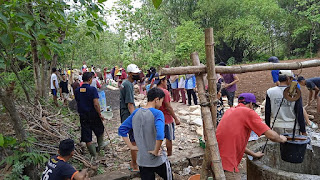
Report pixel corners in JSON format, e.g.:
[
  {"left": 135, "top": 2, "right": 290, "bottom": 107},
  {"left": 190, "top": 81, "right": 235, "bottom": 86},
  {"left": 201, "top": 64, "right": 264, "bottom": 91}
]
[
  {"left": 71, "top": 77, "right": 80, "bottom": 96},
  {"left": 154, "top": 73, "right": 180, "bottom": 156},
  {"left": 185, "top": 74, "right": 197, "bottom": 106},
  {"left": 60, "top": 74, "right": 69, "bottom": 106},
  {"left": 265, "top": 70, "right": 306, "bottom": 135},
  {"left": 42, "top": 139, "right": 89, "bottom": 180},
  {"left": 268, "top": 56, "right": 280, "bottom": 86},
  {"left": 51, "top": 68, "right": 59, "bottom": 107},
  {"left": 118, "top": 88, "right": 173, "bottom": 180},
  {"left": 297, "top": 76, "right": 320, "bottom": 107},
  {"left": 219, "top": 62, "right": 240, "bottom": 107},
  {"left": 74, "top": 72, "right": 105, "bottom": 158},
  {"left": 81, "top": 61, "right": 87, "bottom": 73},
  {"left": 217, "top": 93, "right": 287, "bottom": 179},
  {"left": 119, "top": 64, "right": 141, "bottom": 171}
]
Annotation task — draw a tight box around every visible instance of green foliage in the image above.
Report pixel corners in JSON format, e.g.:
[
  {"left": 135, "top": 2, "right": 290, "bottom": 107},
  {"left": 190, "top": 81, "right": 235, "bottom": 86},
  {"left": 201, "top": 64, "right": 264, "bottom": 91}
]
[
  {"left": 0, "top": 134, "right": 49, "bottom": 179},
  {"left": 152, "top": 0, "right": 163, "bottom": 9}
]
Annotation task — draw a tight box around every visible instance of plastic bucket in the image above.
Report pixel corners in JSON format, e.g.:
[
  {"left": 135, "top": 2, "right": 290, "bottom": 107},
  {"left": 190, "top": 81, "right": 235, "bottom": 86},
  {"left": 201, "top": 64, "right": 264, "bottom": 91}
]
[
  {"left": 280, "top": 133, "right": 310, "bottom": 163},
  {"left": 188, "top": 174, "right": 200, "bottom": 180}
]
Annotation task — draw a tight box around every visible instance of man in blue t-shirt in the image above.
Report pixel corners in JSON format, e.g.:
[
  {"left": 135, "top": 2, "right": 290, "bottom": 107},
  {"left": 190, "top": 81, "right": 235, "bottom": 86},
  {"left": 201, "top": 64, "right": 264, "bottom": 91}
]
[
  {"left": 298, "top": 76, "right": 320, "bottom": 107},
  {"left": 42, "top": 139, "right": 88, "bottom": 180},
  {"left": 118, "top": 88, "right": 173, "bottom": 180},
  {"left": 75, "top": 72, "right": 105, "bottom": 157},
  {"left": 268, "top": 56, "right": 280, "bottom": 86}
]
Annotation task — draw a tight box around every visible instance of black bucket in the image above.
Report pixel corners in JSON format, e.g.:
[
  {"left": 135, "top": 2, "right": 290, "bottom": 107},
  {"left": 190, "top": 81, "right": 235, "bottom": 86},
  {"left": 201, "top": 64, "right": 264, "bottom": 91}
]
[{"left": 280, "top": 133, "right": 311, "bottom": 163}]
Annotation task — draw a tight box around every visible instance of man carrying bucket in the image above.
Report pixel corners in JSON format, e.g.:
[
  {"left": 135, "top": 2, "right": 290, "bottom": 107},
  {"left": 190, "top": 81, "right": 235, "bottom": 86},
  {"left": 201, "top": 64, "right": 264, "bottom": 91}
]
[
  {"left": 217, "top": 93, "right": 287, "bottom": 179},
  {"left": 265, "top": 70, "right": 307, "bottom": 135}
]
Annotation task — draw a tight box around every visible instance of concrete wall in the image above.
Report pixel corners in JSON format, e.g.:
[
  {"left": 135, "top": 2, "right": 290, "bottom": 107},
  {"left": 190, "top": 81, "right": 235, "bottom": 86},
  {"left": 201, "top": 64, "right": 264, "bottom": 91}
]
[{"left": 247, "top": 142, "right": 320, "bottom": 180}]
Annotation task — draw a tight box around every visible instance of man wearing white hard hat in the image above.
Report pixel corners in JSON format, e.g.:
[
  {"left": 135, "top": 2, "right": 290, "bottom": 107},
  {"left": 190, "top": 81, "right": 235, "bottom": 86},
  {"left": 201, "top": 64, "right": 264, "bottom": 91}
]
[
  {"left": 119, "top": 64, "right": 141, "bottom": 172},
  {"left": 265, "top": 70, "right": 306, "bottom": 135}
]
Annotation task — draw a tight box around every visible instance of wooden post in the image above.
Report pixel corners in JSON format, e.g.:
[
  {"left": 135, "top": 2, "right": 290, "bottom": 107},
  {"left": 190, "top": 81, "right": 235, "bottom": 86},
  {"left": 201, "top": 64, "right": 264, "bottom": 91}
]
[
  {"left": 191, "top": 52, "right": 225, "bottom": 180},
  {"left": 205, "top": 28, "right": 218, "bottom": 129},
  {"left": 160, "top": 59, "right": 320, "bottom": 75}
]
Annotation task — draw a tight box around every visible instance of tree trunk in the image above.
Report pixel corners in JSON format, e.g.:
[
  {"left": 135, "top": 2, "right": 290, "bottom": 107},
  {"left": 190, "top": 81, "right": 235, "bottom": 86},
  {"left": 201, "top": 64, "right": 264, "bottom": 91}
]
[
  {"left": 10, "top": 61, "right": 31, "bottom": 103},
  {"left": 30, "top": 38, "right": 41, "bottom": 102},
  {"left": 160, "top": 59, "right": 320, "bottom": 75},
  {"left": 0, "top": 84, "right": 27, "bottom": 142},
  {"left": 40, "top": 58, "right": 47, "bottom": 99},
  {"left": 191, "top": 52, "right": 225, "bottom": 180},
  {"left": 50, "top": 29, "right": 65, "bottom": 71}
]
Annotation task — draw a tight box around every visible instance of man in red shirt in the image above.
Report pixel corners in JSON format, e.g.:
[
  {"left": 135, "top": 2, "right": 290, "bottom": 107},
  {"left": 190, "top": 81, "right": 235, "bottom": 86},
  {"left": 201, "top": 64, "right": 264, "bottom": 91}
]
[
  {"left": 216, "top": 93, "right": 287, "bottom": 179},
  {"left": 154, "top": 73, "right": 180, "bottom": 156}
]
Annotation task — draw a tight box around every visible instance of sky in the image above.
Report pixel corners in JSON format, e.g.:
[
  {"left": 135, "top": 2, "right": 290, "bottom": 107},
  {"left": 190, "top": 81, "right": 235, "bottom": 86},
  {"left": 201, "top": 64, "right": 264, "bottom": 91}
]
[{"left": 104, "top": 0, "right": 143, "bottom": 32}]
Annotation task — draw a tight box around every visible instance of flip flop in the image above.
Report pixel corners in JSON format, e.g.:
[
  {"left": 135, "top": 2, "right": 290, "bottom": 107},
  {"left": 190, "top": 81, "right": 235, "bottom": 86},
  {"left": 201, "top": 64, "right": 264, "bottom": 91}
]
[{"left": 128, "top": 167, "right": 140, "bottom": 172}]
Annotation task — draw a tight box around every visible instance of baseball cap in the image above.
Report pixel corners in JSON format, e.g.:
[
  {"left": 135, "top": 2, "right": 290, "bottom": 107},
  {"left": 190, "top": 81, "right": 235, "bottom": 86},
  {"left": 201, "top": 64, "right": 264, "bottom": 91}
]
[
  {"left": 279, "top": 70, "right": 294, "bottom": 77},
  {"left": 268, "top": 56, "right": 279, "bottom": 63},
  {"left": 127, "top": 64, "right": 140, "bottom": 73},
  {"left": 153, "top": 73, "right": 166, "bottom": 85},
  {"left": 297, "top": 76, "right": 305, "bottom": 82},
  {"left": 238, "top": 93, "right": 258, "bottom": 106}
]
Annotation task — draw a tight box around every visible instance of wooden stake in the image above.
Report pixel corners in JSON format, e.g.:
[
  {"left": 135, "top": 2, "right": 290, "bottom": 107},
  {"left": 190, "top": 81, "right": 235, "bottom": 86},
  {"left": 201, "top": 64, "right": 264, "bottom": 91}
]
[
  {"left": 205, "top": 28, "right": 218, "bottom": 129},
  {"left": 191, "top": 52, "right": 225, "bottom": 180},
  {"left": 160, "top": 59, "right": 320, "bottom": 75}
]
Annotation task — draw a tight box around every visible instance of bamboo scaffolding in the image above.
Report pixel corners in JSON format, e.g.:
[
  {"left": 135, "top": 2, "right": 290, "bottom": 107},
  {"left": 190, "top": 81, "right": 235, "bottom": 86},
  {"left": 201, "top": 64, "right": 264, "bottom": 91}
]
[
  {"left": 191, "top": 52, "right": 225, "bottom": 180},
  {"left": 160, "top": 59, "right": 320, "bottom": 75}
]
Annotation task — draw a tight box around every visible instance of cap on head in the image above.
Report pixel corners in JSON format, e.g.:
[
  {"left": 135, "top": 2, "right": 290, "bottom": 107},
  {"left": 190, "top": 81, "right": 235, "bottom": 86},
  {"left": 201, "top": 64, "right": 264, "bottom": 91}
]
[
  {"left": 127, "top": 64, "right": 140, "bottom": 73},
  {"left": 153, "top": 73, "right": 166, "bottom": 85},
  {"left": 279, "top": 70, "right": 294, "bottom": 77},
  {"left": 297, "top": 76, "right": 305, "bottom": 82},
  {"left": 238, "top": 93, "right": 257, "bottom": 104},
  {"left": 268, "top": 56, "right": 279, "bottom": 63},
  {"left": 218, "top": 62, "right": 227, "bottom": 66}
]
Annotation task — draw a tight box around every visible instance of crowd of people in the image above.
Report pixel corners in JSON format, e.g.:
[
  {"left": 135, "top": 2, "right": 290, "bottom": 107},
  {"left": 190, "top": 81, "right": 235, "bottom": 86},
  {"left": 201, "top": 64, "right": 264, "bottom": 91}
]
[{"left": 44, "top": 57, "right": 320, "bottom": 180}]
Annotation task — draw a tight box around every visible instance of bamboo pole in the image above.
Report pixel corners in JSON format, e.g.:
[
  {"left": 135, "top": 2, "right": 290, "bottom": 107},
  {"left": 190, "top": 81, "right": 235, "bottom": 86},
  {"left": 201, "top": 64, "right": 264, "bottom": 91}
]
[
  {"left": 205, "top": 28, "right": 218, "bottom": 129},
  {"left": 160, "top": 59, "right": 320, "bottom": 75},
  {"left": 191, "top": 52, "right": 225, "bottom": 180}
]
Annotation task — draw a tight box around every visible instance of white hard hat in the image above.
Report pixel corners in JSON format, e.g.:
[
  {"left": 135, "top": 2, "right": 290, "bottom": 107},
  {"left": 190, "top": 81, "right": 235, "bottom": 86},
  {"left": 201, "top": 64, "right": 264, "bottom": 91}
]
[
  {"left": 279, "top": 70, "right": 294, "bottom": 77},
  {"left": 127, "top": 64, "right": 140, "bottom": 73}
]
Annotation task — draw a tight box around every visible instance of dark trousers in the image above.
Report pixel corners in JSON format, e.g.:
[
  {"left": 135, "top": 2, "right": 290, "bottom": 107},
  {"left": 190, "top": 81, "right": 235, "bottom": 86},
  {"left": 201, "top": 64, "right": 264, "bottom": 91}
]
[
  {"left": 187, "top": 89, "right": 198, "bottom": 105},
  {"left": 139, "top": 161, "right": 172, "bottom": 180}
]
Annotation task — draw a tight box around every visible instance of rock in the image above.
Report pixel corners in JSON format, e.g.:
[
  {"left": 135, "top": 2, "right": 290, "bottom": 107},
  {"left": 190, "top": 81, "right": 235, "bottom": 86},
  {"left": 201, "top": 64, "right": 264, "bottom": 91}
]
[
  {"left": 135, "top": 94, "right": 145, "bottom": 100},
  {"left": 190, "top": 118, "right": 202, "bottom": 126},
  {"left": 178, "top": 109, "right": 190, "bottom": 116},
  {"left": 189, "top": 105, "right": 200, "bottom": 112},
  {"left": 190, "top": 109, "right": 201, "bottom": 116},
  {"left": 180, "top": 115, "right": 190, "bottom": 122},
  {"left": 196, "top": 127, "right": 203, "bottom": 136}
]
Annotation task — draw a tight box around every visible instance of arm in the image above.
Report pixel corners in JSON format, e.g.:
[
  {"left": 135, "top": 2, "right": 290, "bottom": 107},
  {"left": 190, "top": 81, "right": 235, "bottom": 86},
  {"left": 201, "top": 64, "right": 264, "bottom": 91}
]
[
  {"left": 314, "top": 87, "right": 319, "bottom": 100},
  {"left": 122, "top": 137, "right": 138, "bottom": 151},
  {"left": 93, "top": 98, "right": 103, "bottom": 120},
  {"left": 308, "top": 90, "right": 313, "bottom": 105},
  {"left": 96, "top": 80, "right": 101, "bottom": 89},
  {"left": 128, "top": 103, "right": 135, "bottom": 114},
  {"left": 164, "top": 102, "right": 180, "bottom": 125},
  {"left": 73, "top": 169, "right": 89, "bottom": 180},
  {"left": 265, "top": 94, "right": 271, "bottom": 127},
  {"left": 225, "top": 74, "right": 239, "bottom": 87},
  {"left": 317, "top": 95, "right": 320, "bottom": 113},
  {"left": 148, "top": 140, "right": 163, "bottom": 156},
  {"left": 264, "top": 129, "right": 287, "bottom": 143},
  {"left": 118, "top": 111, "right": 138, "bottom": 150},
  {"left": 54, "top": 80, "right": 58, "bottom": 90},
  {"left": 245, "top": 148, "right": 264, "bottom": 158}
]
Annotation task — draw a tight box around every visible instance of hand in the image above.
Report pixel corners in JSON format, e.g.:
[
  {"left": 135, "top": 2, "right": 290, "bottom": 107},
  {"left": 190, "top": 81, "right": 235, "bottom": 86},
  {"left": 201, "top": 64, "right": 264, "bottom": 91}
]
[
  {"left": 148, "top": 149, "right": 162, "bottom": 156},
  {"left": 224, "top": 84, "right": 230, "bottom": 88},
  {"left": 99, "top": 114, "right": 105, "bottom": 121},
  {"left": 130, "top": 146, "right": 138, "bottom": 151},
  {"left": 279, "top": 135, "right": 287, "bottom": 143},
  {"left": 253, "top": 151, "right": 264, "bottom": 158},
  {"left": 175, "top": 118, "right": 181, "bottom": 125}
]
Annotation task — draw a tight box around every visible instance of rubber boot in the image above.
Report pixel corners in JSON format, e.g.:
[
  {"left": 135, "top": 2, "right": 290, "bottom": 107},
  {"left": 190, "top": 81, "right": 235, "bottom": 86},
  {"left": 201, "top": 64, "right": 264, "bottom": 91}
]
[
  {"left": 97, "top": 135, "right": 104, "bottom": 153},
  {"left": 87, "top": 143, "right": 97, "bottom": 157}
]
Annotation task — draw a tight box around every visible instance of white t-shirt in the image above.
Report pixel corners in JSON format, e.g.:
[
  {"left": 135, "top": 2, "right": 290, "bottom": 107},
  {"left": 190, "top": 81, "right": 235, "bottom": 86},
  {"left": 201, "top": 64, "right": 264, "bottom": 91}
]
[
  {"left": 78, "top": 75, "right": 83, "bottom": 82},
  {"left": 50, "top": 73, "right": 59, "bottom": 89}
]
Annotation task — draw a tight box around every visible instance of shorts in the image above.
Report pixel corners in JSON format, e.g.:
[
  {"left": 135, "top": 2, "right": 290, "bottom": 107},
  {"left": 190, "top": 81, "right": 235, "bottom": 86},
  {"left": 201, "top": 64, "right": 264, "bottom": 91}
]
[
  {"left": 51, "top": 89, "right": 57, "bottom": 96},
  {"left": 62, "top": 92, "right": 69, "bottom": 99},
  {"left": 120, "top": 109, "right": 135, "bottom": 142},
  {"left": 139, "top": 159, "right": 172, "bottom": 180},
  {"left": 164, "top": 123, "right": 175, "bottom": 140},
  {"left": 80, "top": 111, "right": 104, "bottom": 143}
]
